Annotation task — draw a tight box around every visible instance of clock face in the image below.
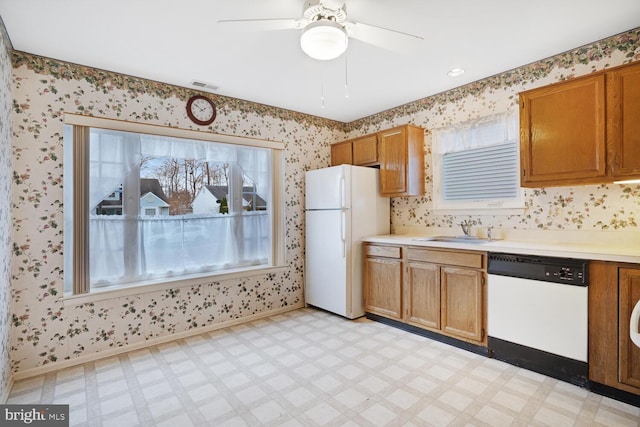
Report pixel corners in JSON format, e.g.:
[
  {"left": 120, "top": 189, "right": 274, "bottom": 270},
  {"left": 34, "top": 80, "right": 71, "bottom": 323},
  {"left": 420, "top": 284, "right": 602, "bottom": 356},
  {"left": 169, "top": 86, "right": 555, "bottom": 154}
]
[{"left": 186, "top": 95, "right": 216, "bottom": 125}]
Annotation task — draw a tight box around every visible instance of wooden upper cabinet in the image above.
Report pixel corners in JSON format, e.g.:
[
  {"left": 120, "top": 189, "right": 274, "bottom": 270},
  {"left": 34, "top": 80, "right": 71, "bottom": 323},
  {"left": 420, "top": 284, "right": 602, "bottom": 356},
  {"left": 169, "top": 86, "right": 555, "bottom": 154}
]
[
  {"left": 520, "top": 61, "right": 640, "bottom": 187},
  {"left": 330, "top": 140, "right": 352, "bottom": 166},
  {"left": 379, "top": 124, "right": 425, "bottom": 197},
  {"left": 520, "top": 74, "right": 607, "bottom": 187},
  {"left": 608, "top": 61, "right": 640, "bottom": 180},
  {"left": 352, "top": 134, "right": 378, "bottom": 166}
]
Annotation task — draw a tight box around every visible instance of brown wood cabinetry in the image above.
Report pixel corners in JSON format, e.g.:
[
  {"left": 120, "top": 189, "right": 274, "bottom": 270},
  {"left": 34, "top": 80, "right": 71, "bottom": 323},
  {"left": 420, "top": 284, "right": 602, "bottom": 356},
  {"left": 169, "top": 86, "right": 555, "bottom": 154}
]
[
  {"left": 363, "top": 244, "right": 402, "bottom": 320},
  {"left": 406, "top": 247, "right": 485, "bottom": 344},
  {"left": 520, "top": 74, "right": 606, "bottom": 186},
  {"left": 441, "top": 266, "right": 484, "bottom": 342},
  {"left": 364, "top": 243, "right": 486, "bottom": 346},
  {"left": 520, "top": 61, "right": 640, "bottom": 187},
  {"left": 619, "top": 268, "right": 640, "bottom": 389},
  {"left": 608, "top": 62, "right": 640, "bottom": 180},
  {"left": 329, "top": 124, "right": 425, "bottom": 196},
  {"left": 589, "top": 261, "right": 640, "bottom": 397},
  {"left": 331, "top": 135, "right": 378, "bottom": 167},
  {"left": 378, "top": 125, "right": 425, "bottom": 197},
  {"left": 406, "top": 261, "right": 440, "bottom": 329},
  {"left": 330, "top": 140, "right": 352, "bottom": 166},
  {"left": 352, "top": 134, "right": 378, "bottom": 166}
]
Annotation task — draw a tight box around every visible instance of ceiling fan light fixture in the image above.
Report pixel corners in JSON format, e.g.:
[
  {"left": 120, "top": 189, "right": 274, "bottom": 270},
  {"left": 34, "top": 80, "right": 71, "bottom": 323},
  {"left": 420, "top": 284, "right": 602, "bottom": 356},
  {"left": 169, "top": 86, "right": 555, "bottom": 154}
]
[{"left": 300, "top": 19, "right": 348, "bottom": 60}]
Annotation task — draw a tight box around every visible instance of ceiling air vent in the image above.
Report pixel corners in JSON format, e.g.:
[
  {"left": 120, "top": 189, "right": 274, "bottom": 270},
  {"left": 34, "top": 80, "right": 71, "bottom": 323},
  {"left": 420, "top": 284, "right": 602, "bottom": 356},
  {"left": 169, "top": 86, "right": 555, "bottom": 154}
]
[{"left": 190, "top": 80, "right": 219, "bottom": 92}]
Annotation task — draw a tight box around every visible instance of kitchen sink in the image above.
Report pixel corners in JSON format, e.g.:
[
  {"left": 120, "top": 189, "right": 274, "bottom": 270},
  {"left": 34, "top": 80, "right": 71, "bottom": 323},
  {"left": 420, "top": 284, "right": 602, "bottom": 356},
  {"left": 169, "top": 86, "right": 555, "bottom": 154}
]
[{"left": 413, "top": 236, "right": 494, "bottom": 244}]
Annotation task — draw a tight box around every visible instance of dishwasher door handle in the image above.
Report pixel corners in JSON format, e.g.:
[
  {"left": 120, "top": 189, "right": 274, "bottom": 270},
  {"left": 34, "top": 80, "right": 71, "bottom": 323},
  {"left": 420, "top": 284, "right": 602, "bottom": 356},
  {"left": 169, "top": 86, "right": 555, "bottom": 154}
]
[{"left": 631, "top": 299, "right": 640, "bottom": 349}]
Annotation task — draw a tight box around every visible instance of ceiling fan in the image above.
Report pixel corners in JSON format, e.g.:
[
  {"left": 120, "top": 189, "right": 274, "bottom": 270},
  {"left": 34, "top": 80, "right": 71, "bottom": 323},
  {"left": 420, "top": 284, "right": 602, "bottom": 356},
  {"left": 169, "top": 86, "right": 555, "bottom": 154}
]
[{"left": 218, "top": 0, "right": 424, "bottom": 60}]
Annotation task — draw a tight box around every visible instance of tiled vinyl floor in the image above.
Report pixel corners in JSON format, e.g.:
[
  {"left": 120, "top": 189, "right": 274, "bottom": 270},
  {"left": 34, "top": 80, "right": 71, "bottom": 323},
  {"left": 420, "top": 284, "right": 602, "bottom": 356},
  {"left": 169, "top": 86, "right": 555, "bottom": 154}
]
[{"left": 7, "top": 308, "right": 640, "bottom": 426}]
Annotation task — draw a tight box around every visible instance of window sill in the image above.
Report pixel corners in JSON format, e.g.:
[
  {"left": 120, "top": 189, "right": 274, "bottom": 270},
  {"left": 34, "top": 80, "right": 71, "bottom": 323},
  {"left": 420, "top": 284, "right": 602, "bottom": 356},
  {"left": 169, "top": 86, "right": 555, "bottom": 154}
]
[
  {"left": 431, "top": 207, "right": 525, "bottom": 216},
  {"left": 62, "top": 264, "right": 288, "bottom": 307}
]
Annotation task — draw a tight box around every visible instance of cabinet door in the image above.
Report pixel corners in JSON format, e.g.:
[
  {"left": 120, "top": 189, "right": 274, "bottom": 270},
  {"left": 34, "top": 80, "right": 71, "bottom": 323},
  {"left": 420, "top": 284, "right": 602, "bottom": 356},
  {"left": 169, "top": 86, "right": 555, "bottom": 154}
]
[
  {"left": 406, "top": 262, "right": 440, "bottom": 329},
  {"left": 352, "top": 135, "right": 378, "bottom": 166},
  {"left": 379, "top": 127, "right": 408, "bottom": 195},
  {"left": 441, "top": 267, "right": 484, "bottom": 342},
  {"left": 520, "top": 74, "right": 607, "bottom": 186},
  {"left": 619, "top": 267, "right": 640, "bottom": 389},
  {"left": 608, "top": 62, "right": 640, "bottom": 179},
  {"left": 331, "top": 141, "right": 352, "bottom": 166},
  {"left": 364, "top": 257, "right": 402, "bottom": 320}
]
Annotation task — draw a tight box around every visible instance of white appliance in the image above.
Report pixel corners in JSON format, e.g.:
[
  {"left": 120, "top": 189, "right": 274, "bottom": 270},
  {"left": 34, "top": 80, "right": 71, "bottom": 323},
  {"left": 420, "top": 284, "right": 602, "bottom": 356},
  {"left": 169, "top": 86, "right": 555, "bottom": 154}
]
[
  {"left": 305, "top": 165, "right": 390, "bottom": 319},
  {"left": 487, "top": 252, "right": 589, "bottom": 386}
]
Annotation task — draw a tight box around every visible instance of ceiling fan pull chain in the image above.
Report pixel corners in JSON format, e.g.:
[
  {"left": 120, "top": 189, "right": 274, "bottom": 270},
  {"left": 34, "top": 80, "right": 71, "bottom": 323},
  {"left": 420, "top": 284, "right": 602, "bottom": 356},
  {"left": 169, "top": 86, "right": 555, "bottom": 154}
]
[
  {"left": 320, "top": 72, "right": 326, "bottom": 109},
  {"left": 344, "top": 51, "right": 349, "bottom": 99}
]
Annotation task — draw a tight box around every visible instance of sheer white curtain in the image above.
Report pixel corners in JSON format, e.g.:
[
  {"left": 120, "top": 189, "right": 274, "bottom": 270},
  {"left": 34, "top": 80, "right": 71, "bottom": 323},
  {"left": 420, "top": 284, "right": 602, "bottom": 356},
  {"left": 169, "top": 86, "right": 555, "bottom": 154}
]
[
  {"left": 432, "top": 110, "right": 518, "bottom": 155},
  {"left": 88, "top": 128, "right": 271, "bottom": 288},
  {"left": 431, "top": 110, "right": 522, "bottom": 211},
  {"left": 89, "top": 130, "right": 141, "bottom": 211}
]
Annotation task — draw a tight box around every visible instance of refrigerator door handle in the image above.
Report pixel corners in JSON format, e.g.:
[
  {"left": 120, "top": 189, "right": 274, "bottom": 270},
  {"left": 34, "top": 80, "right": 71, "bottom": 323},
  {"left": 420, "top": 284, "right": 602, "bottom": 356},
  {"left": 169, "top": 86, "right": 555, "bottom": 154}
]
[
  {"left": 341, "top": 211, "right": 346, "bottom": 258},
  {"left": 340, "top": 174, "right": 346, "bottom": 209}
]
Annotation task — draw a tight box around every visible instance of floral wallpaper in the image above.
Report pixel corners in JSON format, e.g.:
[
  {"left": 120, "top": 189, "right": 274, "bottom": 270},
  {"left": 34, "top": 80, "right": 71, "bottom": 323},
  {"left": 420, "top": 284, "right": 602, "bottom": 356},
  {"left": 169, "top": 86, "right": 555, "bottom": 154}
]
[
  {"left": 348, "top": 28, "right": 640, "bottom": 234},
  {"left": 10, "top": 53, "right": 343, "bottom": 373},
  {"left": 8, "top": 26, "right": 640, "bottom": 376},
  {"left": 0, "top": 18, "right": 13, "bottom": 400}
]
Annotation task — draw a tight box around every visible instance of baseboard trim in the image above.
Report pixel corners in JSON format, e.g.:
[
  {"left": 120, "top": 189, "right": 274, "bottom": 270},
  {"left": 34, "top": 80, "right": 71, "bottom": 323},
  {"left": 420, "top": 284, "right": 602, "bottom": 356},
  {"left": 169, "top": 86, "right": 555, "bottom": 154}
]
[
  {"left": 589, "top": 381, "right": 640, "bottom": 408},
  {"left": 13, "top": 303, "right": 304, "bottom": 381},
  {"left": 365, "top": 313, "right": 490, "bottom": 357},
  {"left": 1, "top": 374, "right": 14, "bottom": 404},
  {"left": 488, "top": 336, "right": 588, "bottom": 388}
]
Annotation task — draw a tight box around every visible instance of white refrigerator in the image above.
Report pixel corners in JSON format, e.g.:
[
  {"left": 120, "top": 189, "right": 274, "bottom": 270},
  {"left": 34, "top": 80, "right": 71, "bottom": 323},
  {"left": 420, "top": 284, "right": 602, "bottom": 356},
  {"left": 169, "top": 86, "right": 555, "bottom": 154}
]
[{"left": 305, "top": 165, "right": 390, "bottom": 319}]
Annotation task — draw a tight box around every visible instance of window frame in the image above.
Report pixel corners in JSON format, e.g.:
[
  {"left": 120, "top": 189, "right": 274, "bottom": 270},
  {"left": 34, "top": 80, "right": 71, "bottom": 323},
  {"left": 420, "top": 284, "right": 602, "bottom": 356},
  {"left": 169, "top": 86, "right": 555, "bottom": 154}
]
[
  {"left": 431, "top": 111, "right": 525, "bottom": 213},
  {"left": 63, "top": 114, "right": 286, "bottom": 302}
]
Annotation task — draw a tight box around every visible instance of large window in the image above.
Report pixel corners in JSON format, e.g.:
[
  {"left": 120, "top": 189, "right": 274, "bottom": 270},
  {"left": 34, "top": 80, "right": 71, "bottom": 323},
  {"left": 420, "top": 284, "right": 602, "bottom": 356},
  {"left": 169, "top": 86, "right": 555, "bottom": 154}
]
[
  {"left": 432, "top": 111, "right": 523, "bottom": 211},
  {"left": 63, "top": 115, "right": 285, "bottom": 295}
]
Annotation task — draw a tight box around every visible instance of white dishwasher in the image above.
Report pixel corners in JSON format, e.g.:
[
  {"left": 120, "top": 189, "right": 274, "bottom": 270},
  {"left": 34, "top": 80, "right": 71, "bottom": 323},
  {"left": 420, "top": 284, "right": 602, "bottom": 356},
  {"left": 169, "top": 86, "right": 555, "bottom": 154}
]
[{"left": 487, "top": 252, "right": 589, "bottom": 386}]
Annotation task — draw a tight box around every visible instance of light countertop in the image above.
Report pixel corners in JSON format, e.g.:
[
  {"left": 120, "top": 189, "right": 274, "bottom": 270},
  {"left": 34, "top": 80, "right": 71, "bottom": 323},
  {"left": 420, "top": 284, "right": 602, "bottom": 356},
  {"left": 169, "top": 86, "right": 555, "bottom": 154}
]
[{"left": 363, "top": 233, "right": 640, "bottom": 264}]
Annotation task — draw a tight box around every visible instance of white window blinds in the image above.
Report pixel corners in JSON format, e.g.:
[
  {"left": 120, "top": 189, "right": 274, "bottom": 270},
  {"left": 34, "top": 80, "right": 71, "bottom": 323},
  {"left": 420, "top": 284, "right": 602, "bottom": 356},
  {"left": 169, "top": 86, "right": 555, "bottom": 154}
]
[
  {"left": 442, "top": 142, "right": 519, "bottom": 201},
  {"left": 432, "top": 111, "right": 523, "bottom": 211}
]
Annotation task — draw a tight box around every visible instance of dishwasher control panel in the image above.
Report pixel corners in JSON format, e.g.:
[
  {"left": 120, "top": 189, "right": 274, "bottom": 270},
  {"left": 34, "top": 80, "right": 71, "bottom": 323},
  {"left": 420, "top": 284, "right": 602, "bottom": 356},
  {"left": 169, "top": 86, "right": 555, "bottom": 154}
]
[
  {"left": 488, "top": 253, "right": 588, "bottom": 286},
  {"left": 543, "top": 265, "right": 585, "bottom": 284}
]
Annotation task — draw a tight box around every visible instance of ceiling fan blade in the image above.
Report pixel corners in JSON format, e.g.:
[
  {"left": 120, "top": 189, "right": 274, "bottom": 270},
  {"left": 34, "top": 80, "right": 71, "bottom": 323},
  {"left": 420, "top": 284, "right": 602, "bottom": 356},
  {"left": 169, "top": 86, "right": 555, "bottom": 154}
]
[
  {"left": 218, "top": 18, "right": 304, "bottom": 32},
  {"left": 346, "top": 21, "right": 424, "bottom": 53}
]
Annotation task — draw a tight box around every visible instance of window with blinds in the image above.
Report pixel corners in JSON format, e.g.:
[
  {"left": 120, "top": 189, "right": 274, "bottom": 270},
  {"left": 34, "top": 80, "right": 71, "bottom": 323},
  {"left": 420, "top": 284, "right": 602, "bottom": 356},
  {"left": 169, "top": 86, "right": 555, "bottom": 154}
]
[
  {"left": 432, "top": 111, "right": 524, "bottom": 211},
  {"left": 442, "top": 141, "right": 519, "bottom": 201}
]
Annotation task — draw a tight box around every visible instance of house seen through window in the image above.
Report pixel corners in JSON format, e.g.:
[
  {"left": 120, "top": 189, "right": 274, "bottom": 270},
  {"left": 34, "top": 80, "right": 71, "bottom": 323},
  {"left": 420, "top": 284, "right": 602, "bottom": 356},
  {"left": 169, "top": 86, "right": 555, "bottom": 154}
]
[{"left": 63, "top": 118, "right": 284, "bottom": 295}]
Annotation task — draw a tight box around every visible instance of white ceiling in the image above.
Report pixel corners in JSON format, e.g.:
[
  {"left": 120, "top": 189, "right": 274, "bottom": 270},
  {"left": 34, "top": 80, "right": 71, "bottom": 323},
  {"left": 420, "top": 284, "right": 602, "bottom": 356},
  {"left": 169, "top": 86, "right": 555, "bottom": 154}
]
[{"left": 1, "top": 0, "right": 639, "bottom": 122}]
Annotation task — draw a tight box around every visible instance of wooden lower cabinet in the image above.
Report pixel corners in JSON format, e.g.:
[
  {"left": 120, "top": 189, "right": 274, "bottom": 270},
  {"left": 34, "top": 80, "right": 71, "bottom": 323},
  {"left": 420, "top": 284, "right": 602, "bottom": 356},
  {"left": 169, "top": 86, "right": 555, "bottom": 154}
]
[
  {"left": 363, "top": 244, "right": 402, "bottom": 320},
  {"left": 406, "top": 261, "right": 440, "bottom": 329},
  {"left": 441, "top": 267, "right": 484, "bottom": 342},
  {"left": 589, "top": 262, "right": 640, "bottom": 397},
  {"left": 365, "top": 243, "right": 486, "bottom": 345},
  {"left": 619, "top": 268, "right": 640, "bottom": 389}
]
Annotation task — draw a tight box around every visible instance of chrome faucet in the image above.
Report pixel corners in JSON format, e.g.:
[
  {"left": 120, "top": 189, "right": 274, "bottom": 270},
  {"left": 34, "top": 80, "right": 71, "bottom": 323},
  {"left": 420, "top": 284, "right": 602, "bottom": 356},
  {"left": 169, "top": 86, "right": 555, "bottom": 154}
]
[{"left": 459, "top": 220, "right": 471, "bottom": 236}]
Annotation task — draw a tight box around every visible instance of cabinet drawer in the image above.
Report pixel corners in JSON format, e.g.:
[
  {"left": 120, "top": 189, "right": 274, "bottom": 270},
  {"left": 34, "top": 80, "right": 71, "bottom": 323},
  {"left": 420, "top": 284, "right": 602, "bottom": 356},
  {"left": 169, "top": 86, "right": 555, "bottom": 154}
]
[
  {"left": 365, "top": 244, "right": 401, "bottom": 259},
  {"left": 407, "top": 247, "right": 484, "bottom": 269}
]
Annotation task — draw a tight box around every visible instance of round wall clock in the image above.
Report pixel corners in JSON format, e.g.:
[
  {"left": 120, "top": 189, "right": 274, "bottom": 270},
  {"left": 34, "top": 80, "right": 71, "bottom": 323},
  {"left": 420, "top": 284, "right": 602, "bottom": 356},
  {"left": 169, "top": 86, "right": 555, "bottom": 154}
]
[{"left": 186, "top": 95, "right": 216, "bottom": 126}]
